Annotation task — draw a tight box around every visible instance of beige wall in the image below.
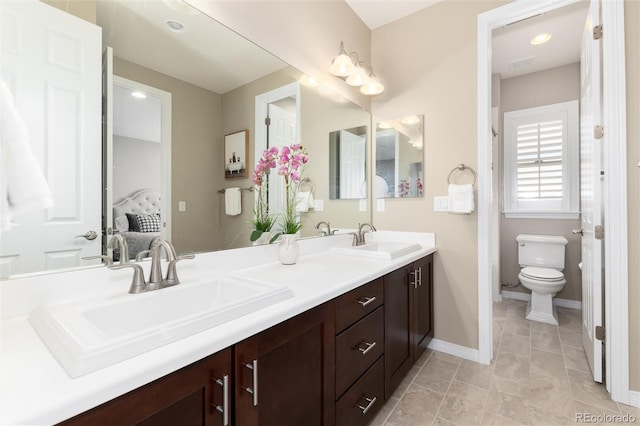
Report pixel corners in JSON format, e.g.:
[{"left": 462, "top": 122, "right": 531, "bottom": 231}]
[
  {"left": 43, "top": 0, "right": 96, "bottom": 24},
  {"left": 371, "top": 1, "right": 509, "bottom": 350},
  {"left": 624, "top": 0, "right": 639, "bottom": 393},
  {"left": 113, "top": 57, "right": 224, "bottom": 255},
  {"left": 499, "top": 63, "right": 582, "bottom": 301}
]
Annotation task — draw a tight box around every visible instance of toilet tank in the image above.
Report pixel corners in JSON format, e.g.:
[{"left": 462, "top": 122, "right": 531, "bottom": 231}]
[{"left": 516, "top": 234, "right": 568, "bottom": 270}]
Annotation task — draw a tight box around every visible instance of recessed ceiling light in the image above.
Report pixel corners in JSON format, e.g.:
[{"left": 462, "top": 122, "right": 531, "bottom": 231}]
[
  {"left": 378, "top": 122, "right": 392, "bottom": 130},
  {"left": 131, "top": 91, "right": 147, "bottom": 99},
  {"left": 165, "top": 20, "right": 185, "bottom": 33},
  {"left": 300, "top": 75, "right": 320, "bottom": 88},
  {"left": 401, "top": 115, "right": 420, "bottom": 125},
  {"left": 530, "top": 33, "right": 551, "bottom": 45}
]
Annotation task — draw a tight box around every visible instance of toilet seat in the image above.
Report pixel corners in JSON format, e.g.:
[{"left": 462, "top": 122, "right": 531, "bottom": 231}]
[{"left": 520, "top": 266, "right": 564, "bottom": 282}]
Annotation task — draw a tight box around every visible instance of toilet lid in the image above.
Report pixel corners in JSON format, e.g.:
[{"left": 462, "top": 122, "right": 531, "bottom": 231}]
[{"left": 521, "top": 266, "right": 564, "bottom": 281}]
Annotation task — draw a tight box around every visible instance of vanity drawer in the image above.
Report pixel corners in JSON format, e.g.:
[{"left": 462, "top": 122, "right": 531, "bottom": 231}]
[
  {"left": 335, "top": 306, "right": 384, "bottom": 397},
  {"left": 336, "top": 356, "right": 384, "bottom": 426},
  {"left": 335, "top": 277, "right": 383, "bottom": 333}
]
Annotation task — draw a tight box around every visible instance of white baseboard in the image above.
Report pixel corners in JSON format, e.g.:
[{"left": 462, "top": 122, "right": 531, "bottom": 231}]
[
  {"left": 628, "top": 390, "right": 640, "bottom": 408},
  {"left": 501, "top": 290, "right": 582, "bottom": 310},
  {"left": 427, "top": 338, "right": 480, "bottom": 363}
]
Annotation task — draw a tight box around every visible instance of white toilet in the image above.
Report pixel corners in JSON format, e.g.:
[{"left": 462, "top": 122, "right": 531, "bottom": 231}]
[{"left": 516, "top": 234, "right": 568, "bottom": 325}]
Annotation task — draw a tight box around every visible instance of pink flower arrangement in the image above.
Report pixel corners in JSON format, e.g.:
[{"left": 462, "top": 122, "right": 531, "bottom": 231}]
[{"left": 250, "top": 144, "right": 309, "bottom": 242}]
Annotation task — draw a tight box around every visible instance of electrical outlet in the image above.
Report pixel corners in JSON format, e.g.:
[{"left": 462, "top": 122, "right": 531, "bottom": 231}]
[
  {"left": 376, "top": 198, "right": 385, "bottom": 212},
  {"left": 178, "top": 201, "right": 186, "bottom": 212},
  {"left": 313, "top": 199, "right": 324, "bottom": 211},
  {"left": 434, "top": 196, "right": 449, "bottom": 212},
  {"left": 359, "top": 199, "right": 367, "bottom": 212}
]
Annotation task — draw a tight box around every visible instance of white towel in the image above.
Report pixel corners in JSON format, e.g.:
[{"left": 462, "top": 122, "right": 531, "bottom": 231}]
[
  {"left": 0, "top": 79, "right": 53, "bottom": 231},
  {"left": 224, "top": 187, "right": 241, "bottom": 216},
  {"left": 448, "top": 184, "right": 474, "bottom": 214},
  {"left": 295, "top": 191, "right": 314, "bottom": 213}
]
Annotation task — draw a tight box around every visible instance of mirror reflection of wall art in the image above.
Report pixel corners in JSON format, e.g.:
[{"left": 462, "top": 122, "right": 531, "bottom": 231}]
[{"left": 224, "top": 130, "right": 248, "bottom": 179}]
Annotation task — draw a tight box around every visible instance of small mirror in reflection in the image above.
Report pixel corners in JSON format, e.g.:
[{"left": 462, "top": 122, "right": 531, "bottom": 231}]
[
  {"left": 375, "top": 115, "right": 424, "bottom": 198},
  {"left": 329, "top": 126, "right": 367, "bottom": 200}
]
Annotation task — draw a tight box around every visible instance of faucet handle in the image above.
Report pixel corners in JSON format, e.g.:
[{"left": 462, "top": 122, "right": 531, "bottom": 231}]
[
  {"left": 108, "top": 263, "right": 147, "bottom": 294},
  {"left": 164, "top": 254, "right": 195, "bottom": 287},
  {"left": 135, "top": 250, "right": 151, "bottom": 261}
]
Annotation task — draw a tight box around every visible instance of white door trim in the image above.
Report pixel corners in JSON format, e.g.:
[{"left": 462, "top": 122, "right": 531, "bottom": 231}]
[
  {"left": 112, "top": 76, "right": 172, "bottom": 243},
  {"left": 477, "top": 0, "right": 629, "bottom": 403},
  {"left": 254, "top": 82, "right": 301, "bottom": 207}
]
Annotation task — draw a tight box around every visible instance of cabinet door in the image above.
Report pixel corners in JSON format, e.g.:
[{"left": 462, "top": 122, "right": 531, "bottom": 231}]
[
  {"left": 60, "top": 349, "right": 232, "bottom": 426},
  {"left": 235, "top": 304, "right": 335, "bottom": 426},
  {"left": 383, "top": 264, "right": 413, "bottom": 399},
  {"left": 412, "top": 255, "right": 434, "bottom": 360}
]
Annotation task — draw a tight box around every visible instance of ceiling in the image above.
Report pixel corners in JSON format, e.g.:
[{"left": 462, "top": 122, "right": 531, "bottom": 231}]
[{"left": 345, "top": 0, "right": 444, "bottom": 29}]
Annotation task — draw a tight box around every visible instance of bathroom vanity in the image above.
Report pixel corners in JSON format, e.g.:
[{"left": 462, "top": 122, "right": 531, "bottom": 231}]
[{"left": 0, "top": 232, "right": 435, "bottom": 425}]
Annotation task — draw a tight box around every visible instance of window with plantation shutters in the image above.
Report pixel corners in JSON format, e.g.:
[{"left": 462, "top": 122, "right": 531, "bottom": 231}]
[{"left": 503, "top": 101, "right": 579, "bottom": 219}]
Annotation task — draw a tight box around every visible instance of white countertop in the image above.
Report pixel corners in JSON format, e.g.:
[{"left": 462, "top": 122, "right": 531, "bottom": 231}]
[{"left": 0, "top": 231, "right": 435, "bottom": 425}]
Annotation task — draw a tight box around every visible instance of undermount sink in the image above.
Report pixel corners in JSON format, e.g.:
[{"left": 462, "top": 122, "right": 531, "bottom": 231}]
[
  {"left": 29, "top": 278, "right": 293, "bottom": 377},
  {"left": 330, "top": 241, "right": 422, "bottom": 260}
]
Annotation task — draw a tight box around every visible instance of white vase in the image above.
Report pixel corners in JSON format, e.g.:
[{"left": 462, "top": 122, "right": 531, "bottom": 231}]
[{"left": 278, "top": 234, "right": 299, "bottom": 265}]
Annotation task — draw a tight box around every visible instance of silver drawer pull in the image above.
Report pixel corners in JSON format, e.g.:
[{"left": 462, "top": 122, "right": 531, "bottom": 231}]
[
  {"left": 356, "top": 396, "right": 377, "bottom": 414},
  {"left": 357, "top": 341, "right": 376, "bottom": 356},
  {"left": 215, "top": 375, "right": 229, "bottom": 426},
  {"left": 243, "top": 360, "right": 258, "bottom": 406},
  {"left": 355, "top": 296, "right": 376, "bottom": 307}
]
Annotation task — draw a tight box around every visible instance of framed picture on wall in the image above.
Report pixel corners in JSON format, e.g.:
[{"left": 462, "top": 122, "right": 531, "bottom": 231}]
[{"left": 224, "top": 130, "right": 248, "bottom": 179}]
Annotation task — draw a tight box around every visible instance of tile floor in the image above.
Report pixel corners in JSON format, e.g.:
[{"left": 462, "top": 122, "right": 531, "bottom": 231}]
[{"left": 371, "top": 298, "right": 639, "bottom": 425}]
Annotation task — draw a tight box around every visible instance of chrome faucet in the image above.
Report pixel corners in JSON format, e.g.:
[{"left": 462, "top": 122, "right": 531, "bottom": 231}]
[
  {"left": 107, "top": 234, "right": 130, "bottom": 264},
  {"left": 108, "top": 239, "right": 194, "bottom": 294},
  {"left": 315, "top": 221, "right": 334, "bottom": 236},
  {"left": 350, "top": 223, "right": 377, "bottom": 246}
]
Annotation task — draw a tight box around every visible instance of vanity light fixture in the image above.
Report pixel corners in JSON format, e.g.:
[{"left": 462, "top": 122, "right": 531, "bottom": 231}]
[
  {"left": 530, "top": 33, "right": 551, "bottom": 45},
  {"left": 401, "top": 115, "right": 420, "bottom": 125},
  {"left": 131, "top": 91, "right": 147, "bottom": 99},
  {"left": 330, "top": 41, "right": 384, "bottom": 95}
]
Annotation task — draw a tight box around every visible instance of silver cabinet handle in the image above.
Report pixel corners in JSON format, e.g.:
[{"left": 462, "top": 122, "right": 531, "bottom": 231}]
[
  {"left": 357, "top": 341, "right": 376, "bottom": 356},
  {"left": 243, "top": 360, "right": 258, "bottom": 407},
  {"left": 410, "top": 270, "right": 418, "bottom": 288},
  {"left": 355, "top": 296, "right": 376, "bottom": 307},
  {"left": 215, "top": 375, "right": 229, "bottom": 426},
  {"left": 418, "top": 266, "right": 422, "bottom": 287},
  {"left": 75, "top": 230, "right": 98, "bottom": 240},
  {"left": 356, "top": 396, "right": 377, "bottom": 415}
]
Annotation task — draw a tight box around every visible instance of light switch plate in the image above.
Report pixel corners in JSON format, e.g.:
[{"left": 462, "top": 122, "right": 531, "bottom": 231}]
[
  {"left": 178, "top": 201, "right": 186, "bottom": 212},
  {"left": 376, "top": 198, "right": 385, "bottom": 212},
  {"left": 434, "top": 196, "right": 449, "bottom": 212},
  {"left": 359, "top": 199, "right": 367, "bottom": 212},
  {"left": 313, "top": 199, "right": 324, "bottom": 211}
]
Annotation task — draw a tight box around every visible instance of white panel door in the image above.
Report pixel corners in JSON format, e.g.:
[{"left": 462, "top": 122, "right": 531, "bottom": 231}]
[
  {"left": 267, "top": 103, "right": 297, "bottom": 217},
  {"left": 339, "top": 130, "right": 366, "bottom": 199},
  {"left": 0, "top": 0, "right": 102, "bottom": 277},
  {"left": 580, "top": 0, "right": 603, "bottom": 383},
  {"left": 103, "top": 47, "right": 114, "bottom": 257}
]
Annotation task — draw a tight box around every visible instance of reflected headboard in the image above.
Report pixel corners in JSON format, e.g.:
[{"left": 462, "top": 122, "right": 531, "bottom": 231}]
[{"left": 113, "top": 189, "right": 161, "bottom": 230}]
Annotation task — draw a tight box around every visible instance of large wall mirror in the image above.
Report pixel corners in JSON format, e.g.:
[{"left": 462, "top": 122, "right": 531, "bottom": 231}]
[
  {"left": 0, "top": 0, "right": 371, "bottom": 279},
  {"left": 375, "top": 115, "right": 424, "bottom": 198}
]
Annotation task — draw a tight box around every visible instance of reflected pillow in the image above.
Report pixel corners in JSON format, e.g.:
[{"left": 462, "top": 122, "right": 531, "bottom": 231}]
[
  {"left": 126, "top": 213, "right": 160, "bottom": 233},
  {"left": 115, "top": 215, "right": 129, "bottom": 232}
]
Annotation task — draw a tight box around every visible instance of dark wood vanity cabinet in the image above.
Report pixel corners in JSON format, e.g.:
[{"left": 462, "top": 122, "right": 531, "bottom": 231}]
[
  {"left": 384, "top": 254, "right": 434, "bottom": 399},
  {"left": 234, "top": 304, "right": 335, "bottom": 426},
  {"left": 59, "top": 254, "right": 434, "bottom": 426},
  {"left": 60, "top": 348, "right": 232, "bottom": 426}
]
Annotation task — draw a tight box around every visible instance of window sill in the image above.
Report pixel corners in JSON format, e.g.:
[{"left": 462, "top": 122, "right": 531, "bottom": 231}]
[{"left": 502, "top": 211, "right": 580, "bottom": 220}]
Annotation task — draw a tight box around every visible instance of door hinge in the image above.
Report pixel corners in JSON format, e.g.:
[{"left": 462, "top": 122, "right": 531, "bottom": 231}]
[
  {"left": 595, "top": 225, "right": 604, "bottom": 240},
  {"left": 594, "top": 125, "right": 604, "bottom": 139},
  {"left": 264, "top": 116, "right": 271, "bottom": 126},
  {"left": 593, "top": 24, "right": 603, "bottom": 40},
  {"left": 595, "top": 325, "right": 605, "bottom": 341}
]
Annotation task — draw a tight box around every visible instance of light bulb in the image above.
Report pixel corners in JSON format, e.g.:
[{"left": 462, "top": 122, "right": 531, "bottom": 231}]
[
  {"left": 530, "top": 33, "right": 551, "bottom": 45},
  {"left": 360, "top": 75, "right": 384, "bottom": 95},
  {"left": 345, "top": 64, "right": 370, "bottom": 87},
  {"left": 330, "top": 53, "right": 355, "bottom": 77}
]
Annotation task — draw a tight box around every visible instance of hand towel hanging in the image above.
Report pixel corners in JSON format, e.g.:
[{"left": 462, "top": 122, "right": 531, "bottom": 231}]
[
  {"left": 448, "top": 184, "right": 474, "bottom": 214},
  {"left": 224, "top": 187, "right": 241, "bottom": 216}
]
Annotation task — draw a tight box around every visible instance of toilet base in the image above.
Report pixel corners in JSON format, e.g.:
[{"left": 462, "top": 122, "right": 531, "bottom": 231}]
[{"left": 525, "top": 292, "right": 559, "bottom": 325}]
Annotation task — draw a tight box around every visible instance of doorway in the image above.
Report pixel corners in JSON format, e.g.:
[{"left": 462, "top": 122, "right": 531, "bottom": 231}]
[{"left": 477, "top": 0, "right": 629, "bottom": 404}]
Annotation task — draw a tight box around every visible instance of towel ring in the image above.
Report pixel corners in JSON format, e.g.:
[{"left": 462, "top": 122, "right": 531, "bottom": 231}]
[
  {"left": 447, "top": 164, "right": 477, "bottom": 187},
  {"left": 298, "top": 177, "right": 314, "bottom": 192}
]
